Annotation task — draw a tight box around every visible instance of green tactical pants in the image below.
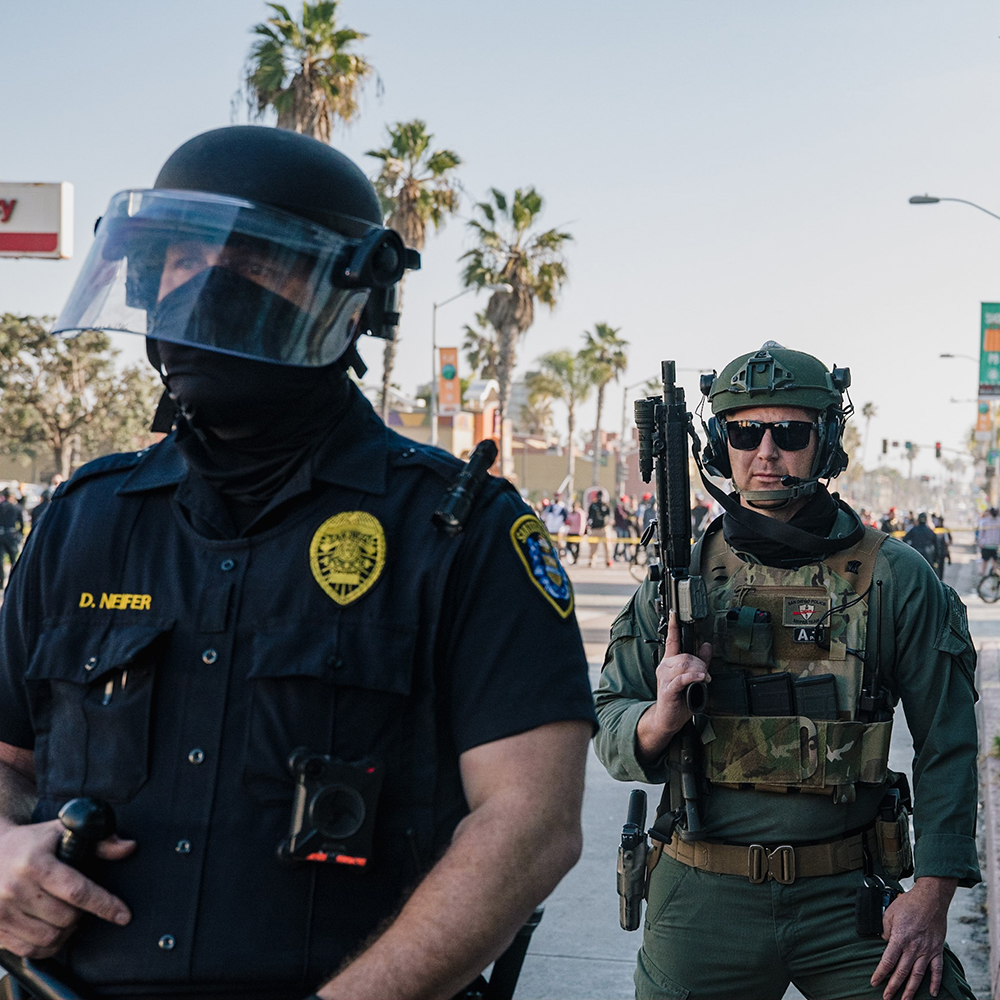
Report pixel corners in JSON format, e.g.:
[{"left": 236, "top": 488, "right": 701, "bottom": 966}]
[{"left": 635, "top": 854, "right": 976, "bottom": 1000}]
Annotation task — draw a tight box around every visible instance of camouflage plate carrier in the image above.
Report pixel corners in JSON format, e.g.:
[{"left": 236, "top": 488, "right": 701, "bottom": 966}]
[{"left": 696, "top": 522, "right": 890, "bottom": 804}]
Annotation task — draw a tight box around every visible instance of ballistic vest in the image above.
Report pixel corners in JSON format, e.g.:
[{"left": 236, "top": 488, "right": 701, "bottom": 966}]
[{"left": 696, "top": 523, "right": 891, "bottom": 804}]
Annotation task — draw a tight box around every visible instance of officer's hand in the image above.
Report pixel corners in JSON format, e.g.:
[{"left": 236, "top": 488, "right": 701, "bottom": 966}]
[
  {"left": 870, "top": 876, "right": 956, "bottom": 1000},
  {"left": 0, "top": 820, "right": 134, "bottom": 958},
  {"left": 636, "top": 613, "right": 711, "bottom": 763}
]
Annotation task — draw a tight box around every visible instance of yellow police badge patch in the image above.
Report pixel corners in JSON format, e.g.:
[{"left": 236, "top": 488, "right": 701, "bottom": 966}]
[
  {"left": 309, "top": 511, "right": 386, "bottom": 606},
  {"left": 510, "top": 514, "right": 574, "bottom": 618}
]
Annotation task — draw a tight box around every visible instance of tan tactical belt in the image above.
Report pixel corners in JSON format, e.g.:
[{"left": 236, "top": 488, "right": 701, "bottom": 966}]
[{"left": 655, "top": 827, "right": 877, "bottom": 884}]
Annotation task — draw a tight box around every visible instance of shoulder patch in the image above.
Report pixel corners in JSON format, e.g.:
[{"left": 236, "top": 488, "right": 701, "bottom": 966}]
[
  {"left": 510, "top": 514, "right": 574, "bottom": 618},
  {"left": 310, "top": 511, "right": 386, "bottom": 606}
]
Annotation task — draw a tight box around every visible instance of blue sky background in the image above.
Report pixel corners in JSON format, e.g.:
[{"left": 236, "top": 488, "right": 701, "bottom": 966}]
[{"left": 1, "top": 1, "right": 998, "bottom": 478}]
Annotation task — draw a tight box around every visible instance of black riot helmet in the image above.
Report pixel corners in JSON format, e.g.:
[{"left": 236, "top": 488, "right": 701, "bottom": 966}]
[{"left": 54, "top": 126, "right": 419, "bottom": 372}]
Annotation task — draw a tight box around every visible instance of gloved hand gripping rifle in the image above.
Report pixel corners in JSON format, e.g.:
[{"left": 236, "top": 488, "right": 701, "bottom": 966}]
[{"left": 634, "top": 360, "right": 708, "bottom": 843}]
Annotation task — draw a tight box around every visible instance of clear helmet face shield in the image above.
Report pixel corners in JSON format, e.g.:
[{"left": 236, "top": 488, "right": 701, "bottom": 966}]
[{"left": 52, "top": 189, "right": 408, "bottom": 368}]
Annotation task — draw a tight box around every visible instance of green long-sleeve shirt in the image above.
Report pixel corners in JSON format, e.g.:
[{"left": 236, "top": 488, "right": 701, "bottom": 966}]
[{"left": 593, "top": 517, "right": 981, "bottom": 886}]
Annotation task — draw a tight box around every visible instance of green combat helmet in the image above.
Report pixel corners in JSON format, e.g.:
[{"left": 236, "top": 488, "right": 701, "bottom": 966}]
[{"left": 699, "top": 341, "right": 853, "bottom": 504}]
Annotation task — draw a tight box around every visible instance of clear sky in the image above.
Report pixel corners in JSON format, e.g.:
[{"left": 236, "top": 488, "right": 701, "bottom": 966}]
[{"left": 1, "top": 0, "right": 998, "bottom": 480}]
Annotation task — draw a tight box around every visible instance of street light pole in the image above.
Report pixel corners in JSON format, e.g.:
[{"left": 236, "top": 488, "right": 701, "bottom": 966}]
[
  {"left": 940, "top": 352, "right": 999, "bottom": 506},
  {"left": 429, "top": 283, "right": 512, "bottom": 449},
  {"left": 618, "top": 377, "right": 656, "bottom": 495},
  {"left": 909, "top": 194, "right": 1000, "bottom": 223},
  {"left": 430, "top": 288, "right": 478, "bottom": 449},
  {"left": 916, "top": 196, "right": 1000, "bottom": 504}
]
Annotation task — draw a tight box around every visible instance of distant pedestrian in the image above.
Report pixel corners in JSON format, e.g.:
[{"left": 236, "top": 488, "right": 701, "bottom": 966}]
[
  {"left": 880, "top": 507, "right": 901, "bottom": 535},
  {"left": 30, "top": 489, "right": 53, "bottom": 527},
  {"left": 932, "top": 513, "right": 951, "bottom": 570},
  {"left": 0, "top": 489, "right": 24, "bottom": 588},
  {"left": 691, "top": 492, "right": 711, "bottom": 541},
  {"left": 564, "top": 500, "right": 584, "bottom": 563},
  {"left": 977, "top": 507, "right": 1000, "bottom": 575},
  {"left": 587, "top": 489, "right": 614, "bottom": 567},
  {"left": 613, "top": 495, "right": 633, "bottom": 561},
  {"left": 904, "top": 512, "right": 943, "bottom": 579},
  {"left": 541, "top": 492, "right": 569, "bottom": 553}
]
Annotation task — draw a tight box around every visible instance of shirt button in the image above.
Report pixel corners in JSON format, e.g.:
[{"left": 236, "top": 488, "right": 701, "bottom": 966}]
[
  {"left": 202, "top": 649, "right": 218, "bottom": 665},
  {"left": 220, "top": 559, "right": 235, "bottom": 571},
  {"left": 84, "top": 656, "right": 98, "bottom": 671},
  {"left": 158, "top": 935, "right": 176, "bottom": 951},
  {"left": 175, "top": 840, "right": 192, "bottom": 854},
  {"left": 188, "top": 749, "right": 205, "bottom": 765}
]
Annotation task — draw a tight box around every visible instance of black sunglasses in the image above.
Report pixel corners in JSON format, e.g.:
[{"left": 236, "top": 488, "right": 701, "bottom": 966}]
[{"left": 725, "top": 419, "right": 816, "bottom": 452}]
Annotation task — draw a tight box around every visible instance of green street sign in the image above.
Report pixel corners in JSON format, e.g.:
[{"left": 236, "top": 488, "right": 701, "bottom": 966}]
[{"left": 981, "top": 303, "right": 1000, "bottom": 396}]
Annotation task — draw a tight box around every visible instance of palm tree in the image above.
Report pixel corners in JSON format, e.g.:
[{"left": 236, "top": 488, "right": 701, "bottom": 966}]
[
  {"left": 861, "top": 401, "right": 877, "bottom": 467},
  {"left": 519, "top": 398, "right": 554, "bottom": 437},
  {"left": 462, "top": 311, "right": 499, "bottom": 381},
  {"left": 462, "top": 188, "right": 571, "bottom": 475},
  {"left": 525, "top": 350, "right": 593, "bottom": 491},
  {"left": 243, "top": 2, "right": 375, "bottom": 142},
  {"left": 580, "top": 323, "right": 628, "bottom": 486},
  {"left": 841, "top": 422, "right": 863, "bottom": 490},
  {"left": 367, "top": 120, "right": 462, "bottom": 421}
]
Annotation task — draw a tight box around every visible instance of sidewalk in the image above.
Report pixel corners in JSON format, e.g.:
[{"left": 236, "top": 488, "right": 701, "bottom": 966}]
[
  {"left": 513, "top": 543, "right": 994, "bottom": 999},
  {"left": 977, "top": 642, "right": 1000, "bottom": 999}
]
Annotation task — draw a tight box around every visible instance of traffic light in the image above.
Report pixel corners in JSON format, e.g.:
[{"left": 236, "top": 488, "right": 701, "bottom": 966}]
[
  {"left": 904, "top": 441, "right": 912, "bottom": 451},
  {"left": 935, "top": 441, "right": 942, "bottom": 459},
  {"left": 882, "top": 438, "right": 888, "bottom": 455}
]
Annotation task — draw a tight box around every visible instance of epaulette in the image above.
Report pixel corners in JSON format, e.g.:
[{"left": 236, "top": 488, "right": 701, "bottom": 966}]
[
  {"left": 56, "top": 450, "right": 148, "bottom": 499},
  {"left": 390, "top": 438, "right": 516, "bottom": 519},
  {"left": 389, "top": 440, "right": 466, "bottom": 483}
]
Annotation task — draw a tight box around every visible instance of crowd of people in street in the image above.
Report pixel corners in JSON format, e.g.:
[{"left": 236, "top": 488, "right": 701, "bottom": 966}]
[
  {"left": 531, "top": 489, "right": 971, "bottom": 586},
  {"left": 843, "top": 506, "right": 954, "bottom": 579},
  {"left": 532, "top": 488, "right": 723, "bottom": 567}
]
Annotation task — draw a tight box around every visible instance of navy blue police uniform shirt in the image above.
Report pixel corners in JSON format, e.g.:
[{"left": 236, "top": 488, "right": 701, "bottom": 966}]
[{"left": 0, "top": 384, "right": 595, "bottom": 997}]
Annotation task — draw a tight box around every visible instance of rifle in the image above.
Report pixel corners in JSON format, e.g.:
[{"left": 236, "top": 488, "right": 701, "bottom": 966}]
[{"left": 634, "top": 361, "right": 708, "bottom": 842}]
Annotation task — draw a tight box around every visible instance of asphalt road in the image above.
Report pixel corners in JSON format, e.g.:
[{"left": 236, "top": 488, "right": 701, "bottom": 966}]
[{"left": 513, "top": 538, "right": 993, "bottom": 1000}]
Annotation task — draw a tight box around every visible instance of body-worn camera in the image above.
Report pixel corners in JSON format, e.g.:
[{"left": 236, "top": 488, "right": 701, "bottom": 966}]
[{"left": 277, "top": 748, "right": 385, "bottom": 869}]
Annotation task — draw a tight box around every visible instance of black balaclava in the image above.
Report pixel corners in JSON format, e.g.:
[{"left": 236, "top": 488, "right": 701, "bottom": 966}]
[{"left": 154, "top": 339, "right": 353, "bottom": 514}]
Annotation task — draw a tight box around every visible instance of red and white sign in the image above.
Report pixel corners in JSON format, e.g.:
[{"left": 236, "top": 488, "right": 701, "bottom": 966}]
[{"left": 0, "top": 182, "right": 73, "bottom": 259}]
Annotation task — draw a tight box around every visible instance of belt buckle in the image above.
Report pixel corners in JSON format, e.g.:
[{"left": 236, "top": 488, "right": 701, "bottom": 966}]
[
  {"left": 748, "top": 844, "right": 766, "bottom": 883},
  {"left": 768, "top": 845, "right": 796, "bottom": 884}
]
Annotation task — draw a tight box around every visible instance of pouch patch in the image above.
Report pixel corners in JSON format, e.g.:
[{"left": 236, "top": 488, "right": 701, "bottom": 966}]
[{"left": 782, "top": 597, "right": 830, "bottom": 627}]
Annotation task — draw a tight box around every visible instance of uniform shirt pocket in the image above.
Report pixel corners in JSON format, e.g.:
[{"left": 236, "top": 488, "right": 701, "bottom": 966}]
[
  {"left": 25, "top": 619, "right": 174, "bottom": 802},
  {"left": 244, "top": 619, "right": 417, "bottom": 803}
]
